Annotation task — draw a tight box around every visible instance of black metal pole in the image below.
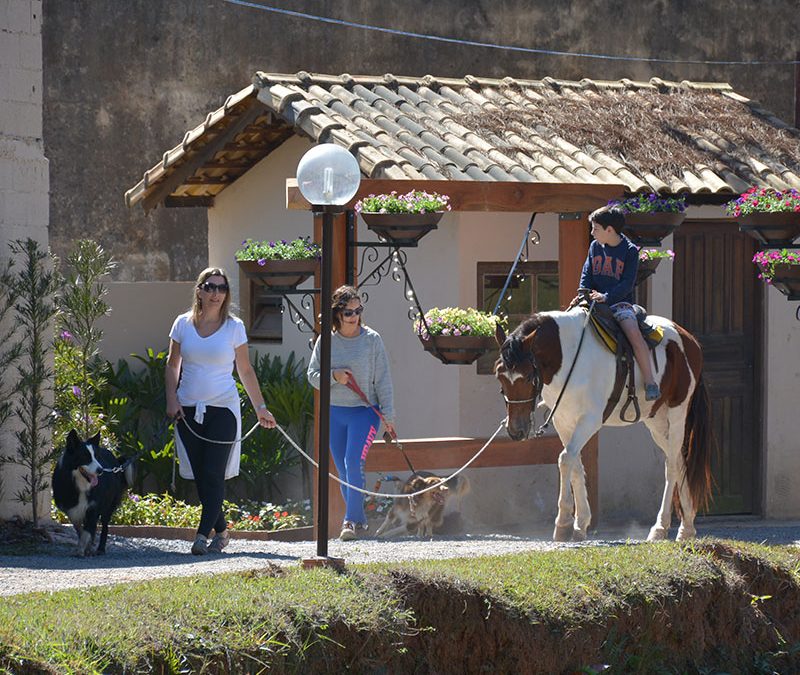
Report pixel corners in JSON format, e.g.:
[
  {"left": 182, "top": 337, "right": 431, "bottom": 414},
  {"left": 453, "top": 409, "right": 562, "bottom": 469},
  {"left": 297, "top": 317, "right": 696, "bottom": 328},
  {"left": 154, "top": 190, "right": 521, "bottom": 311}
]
[{"left": 316, "top": 207, "right": 333, "bottom": 558}]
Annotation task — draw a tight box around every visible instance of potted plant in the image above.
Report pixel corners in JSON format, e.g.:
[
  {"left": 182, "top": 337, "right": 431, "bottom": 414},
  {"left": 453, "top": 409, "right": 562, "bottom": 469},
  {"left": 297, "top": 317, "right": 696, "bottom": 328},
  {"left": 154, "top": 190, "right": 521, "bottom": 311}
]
[
  {"left": 753, "top": 249, "right": 800, "bottom": 300},
  {"left": 235, "top": 237, "right": 320, "bottom": 290},
  {"left": 636, "top": 248, "right": 675, "bottom": 286},
  {"left": 726, "top": 187, "right": 800, "bottom": 247},
  {"left": 414, "top": 307, "right": 501, "bottom": 365},
  {"left": 610, "top": 193, "right": 687, "bottom": 246},
  {"left": 355, "top": 190, "right": 451, "bottom": 245}
]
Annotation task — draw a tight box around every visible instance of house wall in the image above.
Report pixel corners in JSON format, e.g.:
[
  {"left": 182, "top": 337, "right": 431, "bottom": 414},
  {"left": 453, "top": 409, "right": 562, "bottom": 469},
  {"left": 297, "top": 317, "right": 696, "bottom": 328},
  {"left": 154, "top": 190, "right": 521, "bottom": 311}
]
[{"left": 0, "top": 0, "right": 50, "bottom": 520}]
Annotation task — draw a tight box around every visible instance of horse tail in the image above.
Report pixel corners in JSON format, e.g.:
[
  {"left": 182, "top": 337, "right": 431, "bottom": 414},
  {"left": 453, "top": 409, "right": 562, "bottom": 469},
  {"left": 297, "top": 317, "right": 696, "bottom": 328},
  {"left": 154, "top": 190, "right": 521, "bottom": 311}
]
[{"left": 682, "top": 375, "right": 714, "bottom": 512}]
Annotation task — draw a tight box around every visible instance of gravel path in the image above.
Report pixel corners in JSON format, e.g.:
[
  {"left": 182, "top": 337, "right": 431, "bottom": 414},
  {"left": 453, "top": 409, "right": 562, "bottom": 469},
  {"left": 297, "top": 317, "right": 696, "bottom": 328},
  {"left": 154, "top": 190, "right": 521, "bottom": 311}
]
[{"left": 2, "top": 520, "right": 799, "bottom": 597}]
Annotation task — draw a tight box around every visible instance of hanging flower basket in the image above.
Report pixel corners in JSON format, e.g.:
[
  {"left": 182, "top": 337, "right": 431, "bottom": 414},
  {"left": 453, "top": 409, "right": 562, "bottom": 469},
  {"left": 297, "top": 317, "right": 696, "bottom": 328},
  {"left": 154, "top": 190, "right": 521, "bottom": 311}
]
[
  {"left": 355, "top": 190, "right": 450, "bottom": 246},
  {"left": 726, "top": 188, "right": 800, "bottom": 247},
  {"left": 754, "top": 249, "right": 800, "bottom": 301},
  {"left": 414, "top": 307, "right": 501, "bottom": 365},
  {"left": 359, "top": 211, "right": 445, "bottom": 245},
  {"left": 609, "top": 193, "right": 687, "bottom": 247},
  {"left": 235, "top": 237, "right": 320, "bottom": 290},
  {"left": 635, "top": 248, "right": 675, "bottom": 286}
]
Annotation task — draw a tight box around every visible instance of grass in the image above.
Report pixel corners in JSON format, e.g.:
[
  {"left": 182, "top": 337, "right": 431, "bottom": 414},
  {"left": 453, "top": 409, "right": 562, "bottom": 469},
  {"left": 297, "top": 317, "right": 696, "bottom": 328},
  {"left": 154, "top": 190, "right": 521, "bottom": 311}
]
[{"left": 0, "top": 541, "right": 798, "bottom": 672}]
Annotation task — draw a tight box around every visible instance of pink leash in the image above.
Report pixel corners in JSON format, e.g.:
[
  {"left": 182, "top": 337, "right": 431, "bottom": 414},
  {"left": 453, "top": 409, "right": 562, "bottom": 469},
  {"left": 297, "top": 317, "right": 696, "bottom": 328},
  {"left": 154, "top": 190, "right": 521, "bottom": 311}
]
[{"left": 344, "top": 375, "right": 415, "bottom": 473}]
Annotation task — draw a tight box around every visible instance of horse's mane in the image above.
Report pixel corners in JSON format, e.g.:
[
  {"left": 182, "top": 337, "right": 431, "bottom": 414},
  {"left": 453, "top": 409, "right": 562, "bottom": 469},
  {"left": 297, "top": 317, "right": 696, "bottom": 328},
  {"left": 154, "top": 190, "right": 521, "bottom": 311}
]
[{"left": 500, "top": 313, "right": 551, "bottom": 371}]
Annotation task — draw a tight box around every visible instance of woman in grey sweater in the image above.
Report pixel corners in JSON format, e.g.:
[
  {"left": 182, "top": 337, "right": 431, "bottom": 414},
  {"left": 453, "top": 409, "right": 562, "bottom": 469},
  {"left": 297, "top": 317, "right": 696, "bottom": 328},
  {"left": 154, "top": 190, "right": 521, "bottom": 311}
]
[{"left": 307, "top": 285, "right": 395, "bottom": 541}]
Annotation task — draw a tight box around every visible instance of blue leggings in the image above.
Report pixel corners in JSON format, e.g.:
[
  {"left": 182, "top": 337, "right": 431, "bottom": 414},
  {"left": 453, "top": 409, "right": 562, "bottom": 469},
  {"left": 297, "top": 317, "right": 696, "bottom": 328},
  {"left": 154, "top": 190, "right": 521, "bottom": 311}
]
[{"left": 329, "top": 405, "right": 380, "bottom": 525}]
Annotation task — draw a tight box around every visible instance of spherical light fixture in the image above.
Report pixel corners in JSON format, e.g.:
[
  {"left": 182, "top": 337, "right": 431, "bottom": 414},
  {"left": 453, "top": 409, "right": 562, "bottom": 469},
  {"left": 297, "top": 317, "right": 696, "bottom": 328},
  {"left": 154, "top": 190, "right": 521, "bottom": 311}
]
[{"left": 296, "top": 144, "right": 361, "bottom": 207}]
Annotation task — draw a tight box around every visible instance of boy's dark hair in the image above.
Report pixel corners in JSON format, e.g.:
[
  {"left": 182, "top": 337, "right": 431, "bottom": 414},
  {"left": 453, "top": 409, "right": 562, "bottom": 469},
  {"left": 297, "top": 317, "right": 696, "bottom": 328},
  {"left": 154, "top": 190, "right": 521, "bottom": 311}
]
[{"left": 589, "top": 205, "right": 626, "bottom": 235}]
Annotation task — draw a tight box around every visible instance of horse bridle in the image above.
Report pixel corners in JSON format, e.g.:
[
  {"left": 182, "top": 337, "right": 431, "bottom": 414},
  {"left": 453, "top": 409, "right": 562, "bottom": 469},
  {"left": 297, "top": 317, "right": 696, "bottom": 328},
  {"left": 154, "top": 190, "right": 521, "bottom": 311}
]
[{"left": 500, "top": 349, "right": 542, "bottom": 406}]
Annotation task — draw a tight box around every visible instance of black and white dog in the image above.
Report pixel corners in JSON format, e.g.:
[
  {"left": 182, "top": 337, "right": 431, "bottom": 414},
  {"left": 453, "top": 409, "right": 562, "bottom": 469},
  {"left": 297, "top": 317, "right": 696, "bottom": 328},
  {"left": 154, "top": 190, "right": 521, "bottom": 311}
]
[{"left": 52, "top": 430, "right": 134, "bottom": 556}]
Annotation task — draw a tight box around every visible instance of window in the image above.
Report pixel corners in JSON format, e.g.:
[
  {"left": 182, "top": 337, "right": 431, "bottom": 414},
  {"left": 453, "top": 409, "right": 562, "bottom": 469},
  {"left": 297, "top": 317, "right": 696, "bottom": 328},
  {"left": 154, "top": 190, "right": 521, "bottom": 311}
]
[
  {"left": 476, "top": 261, "right": 559, "bottom": 373},
  {"left": 240, "top": 270, "right": 283, "bottom": 342}
]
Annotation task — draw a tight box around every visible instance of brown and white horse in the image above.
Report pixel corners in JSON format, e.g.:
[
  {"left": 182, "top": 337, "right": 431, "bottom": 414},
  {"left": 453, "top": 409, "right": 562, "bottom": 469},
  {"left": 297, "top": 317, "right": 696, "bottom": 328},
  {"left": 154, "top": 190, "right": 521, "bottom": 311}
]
[{"left": 495, "top": 308, "right": 713, "bottom": 542}]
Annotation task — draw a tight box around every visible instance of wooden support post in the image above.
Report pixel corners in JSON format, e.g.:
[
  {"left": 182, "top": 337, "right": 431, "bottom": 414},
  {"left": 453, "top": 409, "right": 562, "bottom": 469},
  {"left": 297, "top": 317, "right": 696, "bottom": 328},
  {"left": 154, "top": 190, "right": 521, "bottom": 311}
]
[
  {"left": 558, "top": 213, "right": 599, "bottom": 527},
  {"left": 312, "top": 211, "right": 350, "bottom": 541}
]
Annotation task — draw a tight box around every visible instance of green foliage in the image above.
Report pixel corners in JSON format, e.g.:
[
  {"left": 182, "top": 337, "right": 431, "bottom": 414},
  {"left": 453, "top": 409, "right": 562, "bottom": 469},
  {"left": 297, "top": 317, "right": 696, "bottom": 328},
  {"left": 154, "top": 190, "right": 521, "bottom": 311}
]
[
  {"left": 97, "top": 349, "right": 175, "bottom": 494},
  {"left": 52, "top": 239, "right": 116, "bottom": 447},
  {"left": 355, "top": 190, "right": 451, "bottom": 214},
  {"left": 235, "top": 236, "right": 320, "bottom": 262},
  {"left": 0, "top": 258, "right": 21, "bottom": 500},
  {"left": 610, "top": 193, "right": 687, "bottom": 214},
  {"left": 725, "top": 186, "right": 800, "bottom": 216},
  {"left": 638, "top": 248, "right": 676, "bottom": 261},
  {"left": 0, "top": 239, "right": 60, "bottom": 525},
  {"left": 234, "top": 350, "right": 314, "bottom": 502},
  {"left": 753, "top": 248, "right": 800, "bottom": 282},
  {"left": 414, "top": 306, "right": 501, "bottom": 339},
  {"left": 50, "top": 492, "right": 311, "bottom": 530}
]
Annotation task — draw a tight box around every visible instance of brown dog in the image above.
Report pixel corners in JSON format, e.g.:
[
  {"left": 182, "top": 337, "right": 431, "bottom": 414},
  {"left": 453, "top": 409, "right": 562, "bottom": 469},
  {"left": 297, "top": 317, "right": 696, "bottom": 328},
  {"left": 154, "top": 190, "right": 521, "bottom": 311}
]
[{"left": 375, "top": 472, "right": 470, "bottom": 539}]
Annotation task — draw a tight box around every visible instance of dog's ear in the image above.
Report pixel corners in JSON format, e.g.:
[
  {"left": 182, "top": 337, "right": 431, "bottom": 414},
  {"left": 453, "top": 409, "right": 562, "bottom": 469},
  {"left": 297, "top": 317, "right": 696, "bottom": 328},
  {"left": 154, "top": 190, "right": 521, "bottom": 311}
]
[{"left": 66, "top": 429, "right": 81, "bottom": 451}]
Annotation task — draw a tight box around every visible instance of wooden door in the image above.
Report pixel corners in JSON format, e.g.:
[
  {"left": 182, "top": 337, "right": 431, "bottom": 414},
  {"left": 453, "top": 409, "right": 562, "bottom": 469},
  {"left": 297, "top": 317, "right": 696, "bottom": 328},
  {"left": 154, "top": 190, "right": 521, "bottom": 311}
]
[{"left": 673, "top": 221, "right": 761, "bottom": 514}]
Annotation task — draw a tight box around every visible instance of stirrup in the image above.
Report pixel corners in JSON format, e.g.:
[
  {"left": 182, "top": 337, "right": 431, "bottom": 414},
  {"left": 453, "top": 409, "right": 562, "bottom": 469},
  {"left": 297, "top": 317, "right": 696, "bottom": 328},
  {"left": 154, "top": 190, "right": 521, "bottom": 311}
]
[{"left": 619, "top": 394, "right": 641, "bottom": 424}]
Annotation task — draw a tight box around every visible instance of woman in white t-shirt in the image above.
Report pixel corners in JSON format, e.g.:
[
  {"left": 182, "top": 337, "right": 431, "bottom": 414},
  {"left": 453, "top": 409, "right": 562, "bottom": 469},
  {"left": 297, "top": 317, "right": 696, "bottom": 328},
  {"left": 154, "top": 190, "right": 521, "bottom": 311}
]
[{"left": 165, "top": 267, "right": 276, "bottom": 555}]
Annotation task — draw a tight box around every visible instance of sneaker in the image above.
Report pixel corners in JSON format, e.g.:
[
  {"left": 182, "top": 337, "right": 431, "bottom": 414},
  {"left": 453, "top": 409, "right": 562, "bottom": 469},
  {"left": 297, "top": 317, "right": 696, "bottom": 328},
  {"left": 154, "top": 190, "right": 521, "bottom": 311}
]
[
  {"left": 645, "top": 383, "right": 661, "bottom": 401},
  {"left": 339, "top": 521, "right": 356, "bottom": 541},
  {"left": 191, "top": 534, "right": 209, "bottom": 555},
  {"left": 208, "top": 530, "right": 230, "bottom": 553}
]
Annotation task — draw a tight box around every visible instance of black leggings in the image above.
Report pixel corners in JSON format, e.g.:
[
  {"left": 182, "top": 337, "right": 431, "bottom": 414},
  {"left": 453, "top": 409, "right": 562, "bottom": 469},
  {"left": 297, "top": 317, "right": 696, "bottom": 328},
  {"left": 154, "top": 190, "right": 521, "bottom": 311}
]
[{"left": 178, "top": 405, "right": 236, "bottom": 537}]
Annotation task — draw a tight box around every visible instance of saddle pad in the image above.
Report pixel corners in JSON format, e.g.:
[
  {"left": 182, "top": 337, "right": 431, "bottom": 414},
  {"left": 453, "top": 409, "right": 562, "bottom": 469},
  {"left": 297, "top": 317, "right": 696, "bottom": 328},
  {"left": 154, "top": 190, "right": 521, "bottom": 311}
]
[{"left": 589, "top": 314, "right": 665, "bottom": 354}]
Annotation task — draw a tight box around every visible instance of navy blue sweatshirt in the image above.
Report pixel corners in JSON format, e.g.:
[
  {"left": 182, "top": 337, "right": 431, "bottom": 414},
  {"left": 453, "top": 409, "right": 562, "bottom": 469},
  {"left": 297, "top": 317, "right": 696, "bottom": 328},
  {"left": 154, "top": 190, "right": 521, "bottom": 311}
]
[{"left": 578, "top": 234, "right": 639, "bottom": 306}]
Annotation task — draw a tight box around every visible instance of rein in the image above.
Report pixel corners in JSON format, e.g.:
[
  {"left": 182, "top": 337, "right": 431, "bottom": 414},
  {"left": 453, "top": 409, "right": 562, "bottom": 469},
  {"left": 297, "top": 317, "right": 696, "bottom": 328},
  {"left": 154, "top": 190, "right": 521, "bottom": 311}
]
[{"left": 505, "top": 301, "right": 595, "bottom": 437}]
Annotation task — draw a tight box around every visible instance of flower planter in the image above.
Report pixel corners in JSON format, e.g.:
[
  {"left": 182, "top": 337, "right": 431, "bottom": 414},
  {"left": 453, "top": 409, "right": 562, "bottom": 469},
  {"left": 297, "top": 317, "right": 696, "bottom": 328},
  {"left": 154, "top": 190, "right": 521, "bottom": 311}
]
[
  {"left": 237, "top": 259, "right": 318, "bottom": 290},
  {"left": 768, "top": 263, "right": 800, "bottom": 301},
  {"left": 635, "top": 257, "right": 661, "bottom": 286},
  {"left": 737, "top": 213, "right": 800, "bottom": 248},
  {"left": 622, "top": 212, "right": 685, "bottom": 246},
  {"left": 360, "top": 211, "right": 444, "bottom": 245},
  {"left": 418, "top": 334, "right": 495, "bottom": 365}
]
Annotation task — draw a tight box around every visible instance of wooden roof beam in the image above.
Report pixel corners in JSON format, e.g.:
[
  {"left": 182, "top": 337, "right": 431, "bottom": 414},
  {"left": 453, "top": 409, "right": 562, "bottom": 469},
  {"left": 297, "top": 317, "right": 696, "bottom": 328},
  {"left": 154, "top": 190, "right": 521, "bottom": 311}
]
[{"left": 286, "top": 178, "right": 624, "bottom": 213}]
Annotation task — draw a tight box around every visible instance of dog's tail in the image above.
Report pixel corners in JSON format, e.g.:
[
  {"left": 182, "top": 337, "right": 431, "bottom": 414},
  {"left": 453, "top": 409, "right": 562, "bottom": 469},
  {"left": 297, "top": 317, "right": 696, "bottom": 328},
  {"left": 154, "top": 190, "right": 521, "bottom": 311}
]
[{"left": 449, "top": 474, "right": 471, "bottom": 506}]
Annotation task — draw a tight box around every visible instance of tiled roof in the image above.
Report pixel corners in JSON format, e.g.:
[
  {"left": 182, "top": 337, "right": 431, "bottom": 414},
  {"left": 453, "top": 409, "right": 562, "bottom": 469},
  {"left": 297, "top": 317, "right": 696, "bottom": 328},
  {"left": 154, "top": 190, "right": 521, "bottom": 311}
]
[{"left": 125, "top": 72, "right": 800, "bottom": 210}]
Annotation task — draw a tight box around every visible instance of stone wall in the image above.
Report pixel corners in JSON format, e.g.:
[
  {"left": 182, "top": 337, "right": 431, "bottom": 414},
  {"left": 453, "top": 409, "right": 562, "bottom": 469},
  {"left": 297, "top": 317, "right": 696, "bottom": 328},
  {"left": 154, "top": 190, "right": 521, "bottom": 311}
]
[
  {"left": 42, "top": 0, "right": 800, "bottom": 281},
  {"left": 1, "top": 0, "right": 50, "bottom": 519}
]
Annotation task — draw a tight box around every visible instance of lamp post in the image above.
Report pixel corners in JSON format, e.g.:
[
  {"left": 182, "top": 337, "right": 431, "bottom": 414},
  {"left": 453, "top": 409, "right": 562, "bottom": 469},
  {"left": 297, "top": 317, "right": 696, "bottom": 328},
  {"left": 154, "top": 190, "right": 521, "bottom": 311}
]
[{"left": 296, "top": 144, "right": 361, "bottom": 564}]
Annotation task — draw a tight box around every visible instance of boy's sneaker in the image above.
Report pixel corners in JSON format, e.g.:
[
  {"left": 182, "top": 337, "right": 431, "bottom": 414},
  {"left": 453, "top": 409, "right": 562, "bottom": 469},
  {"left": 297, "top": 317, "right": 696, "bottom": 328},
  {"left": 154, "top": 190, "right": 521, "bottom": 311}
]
[
  {"left": 645, "top": 383, "right": 661, "bottom": 401},
  {"left": 191, "top": 534, "right": 209, "bottom": 555},
  {"left": 208, "top": 530, "right": 230, "bottom": 553},
  {"left": 340, "top": 521, "right": 356, "bottom": 541}
]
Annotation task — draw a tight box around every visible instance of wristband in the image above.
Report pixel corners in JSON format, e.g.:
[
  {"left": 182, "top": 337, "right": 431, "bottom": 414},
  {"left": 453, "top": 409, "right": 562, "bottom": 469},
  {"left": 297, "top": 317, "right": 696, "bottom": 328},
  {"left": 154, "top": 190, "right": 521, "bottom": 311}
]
[{"left": 257, "top": 403, "right": 267, "bottom": 411}]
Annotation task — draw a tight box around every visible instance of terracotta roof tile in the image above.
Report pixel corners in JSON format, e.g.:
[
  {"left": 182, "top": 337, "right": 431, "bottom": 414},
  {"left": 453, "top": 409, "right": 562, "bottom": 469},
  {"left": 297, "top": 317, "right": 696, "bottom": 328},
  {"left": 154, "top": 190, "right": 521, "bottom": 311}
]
[{"left": 126, "top": 73, "right": 800, "bottom": 209}]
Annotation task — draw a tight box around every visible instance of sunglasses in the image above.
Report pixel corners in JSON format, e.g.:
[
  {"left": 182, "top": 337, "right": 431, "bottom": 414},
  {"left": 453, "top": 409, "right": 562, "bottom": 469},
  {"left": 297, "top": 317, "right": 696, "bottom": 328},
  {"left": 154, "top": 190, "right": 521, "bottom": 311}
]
[
  {"left": 341, "top": 306, "right": 363, "bottom": 318},
  {"left": 199, "top": 282, "right": 229, "bottom": 293}
]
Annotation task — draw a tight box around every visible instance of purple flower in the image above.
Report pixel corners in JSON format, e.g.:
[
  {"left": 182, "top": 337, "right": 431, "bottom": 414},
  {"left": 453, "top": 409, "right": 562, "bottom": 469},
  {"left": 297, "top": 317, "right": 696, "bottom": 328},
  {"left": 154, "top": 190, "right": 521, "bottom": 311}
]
[
  {"left": 257, "top": 258, "right": 266, "bottom": 266},
  {"left": 60, "top": 330, "right": 73, "bottom": 341},
  {"left": 72, "top": 385, "right": 81, "bottom": 397}
]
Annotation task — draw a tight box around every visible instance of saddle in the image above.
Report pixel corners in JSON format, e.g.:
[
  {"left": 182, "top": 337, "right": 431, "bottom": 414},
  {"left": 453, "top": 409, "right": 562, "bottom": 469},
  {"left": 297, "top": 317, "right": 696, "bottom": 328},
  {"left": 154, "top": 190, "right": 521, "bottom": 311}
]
[{"left": 572, "top": 296, "right": 663, "bottom": 424}]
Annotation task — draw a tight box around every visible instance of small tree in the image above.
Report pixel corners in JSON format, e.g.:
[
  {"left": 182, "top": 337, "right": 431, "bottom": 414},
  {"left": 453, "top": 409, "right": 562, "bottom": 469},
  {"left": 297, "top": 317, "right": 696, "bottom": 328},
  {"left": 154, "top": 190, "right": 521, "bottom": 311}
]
[
  {"left": 53, "top": 240, "right": 116, "bottom": 447},
  {"left": 0, "top": 239, "right": 60, "bottom": 525},
  {"left": 0, "top": 257, "right": 22, "bottom": 501}
]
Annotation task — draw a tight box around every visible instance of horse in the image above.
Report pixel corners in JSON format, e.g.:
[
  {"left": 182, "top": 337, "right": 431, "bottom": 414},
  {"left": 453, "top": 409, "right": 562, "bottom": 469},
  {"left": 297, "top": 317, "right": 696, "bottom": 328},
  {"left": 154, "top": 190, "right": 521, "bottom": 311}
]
[{"left": 494, "top": 308, "right": 713, "bottom": 543}]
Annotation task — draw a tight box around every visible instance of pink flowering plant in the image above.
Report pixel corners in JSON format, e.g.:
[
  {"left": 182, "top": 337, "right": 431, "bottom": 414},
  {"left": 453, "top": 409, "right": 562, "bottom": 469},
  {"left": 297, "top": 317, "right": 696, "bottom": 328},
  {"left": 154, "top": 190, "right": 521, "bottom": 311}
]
[
  {"left": 355, "top": 190, "right": 451, "bottom": 214},
  {"left": 639, "top": 248, "right": 675, "bottom": 262},
  {"left": 415, "top": 307, "right": 500, "bottom": 340},
  {"left": 235, "top": 236, "right": 320, "bottom": 264},
  {"left": 610, "top": 193, "right": 687, "bottom": 214},
  {"left": 753, "top": 249, "right": 800, "bottom": 284},
  {"left": 725, "top": 187, "right": 800, "bottom": 217}
]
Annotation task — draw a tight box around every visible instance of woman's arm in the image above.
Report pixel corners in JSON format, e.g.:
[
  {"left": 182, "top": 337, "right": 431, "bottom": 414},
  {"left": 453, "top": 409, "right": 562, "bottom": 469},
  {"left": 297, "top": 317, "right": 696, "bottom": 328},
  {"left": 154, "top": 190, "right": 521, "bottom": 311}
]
[
  {"left": 234, "top": 344, "right": 276, "bottom": 428},
  {"left": 165, "top": 339, "right": 183, "bottom": 419},
  {"left": 373, "top": 335, "right": 395, "bottom": 434}
]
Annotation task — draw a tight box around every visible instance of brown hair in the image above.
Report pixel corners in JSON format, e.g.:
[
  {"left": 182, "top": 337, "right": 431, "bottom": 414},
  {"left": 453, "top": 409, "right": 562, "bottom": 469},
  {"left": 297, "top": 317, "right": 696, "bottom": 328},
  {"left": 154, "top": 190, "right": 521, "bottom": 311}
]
[
  {"left": 191, "top": 267, "right": 233, "bottom": 324},
  {"left": 331, "top": 285, "right": 362, "bottom": 332},
  {"left": 589, "top": 205, "right": 626, "bottom": 235}
]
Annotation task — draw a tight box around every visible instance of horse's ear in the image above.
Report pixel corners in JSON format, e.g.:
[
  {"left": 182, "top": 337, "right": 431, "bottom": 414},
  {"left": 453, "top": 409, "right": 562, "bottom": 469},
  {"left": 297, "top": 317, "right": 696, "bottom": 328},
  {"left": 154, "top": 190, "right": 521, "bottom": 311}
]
[
  {"left": 522, "top": 330, "right": 536, "bottom": 352},
  {"left": 495, "top": 322, "right": 506, "bottom": 347}
]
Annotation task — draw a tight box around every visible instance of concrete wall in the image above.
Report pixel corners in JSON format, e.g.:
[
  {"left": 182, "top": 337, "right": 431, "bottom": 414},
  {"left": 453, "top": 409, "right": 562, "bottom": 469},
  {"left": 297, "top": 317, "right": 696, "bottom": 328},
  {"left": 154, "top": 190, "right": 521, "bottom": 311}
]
[
  {"left": 42, "top": 0, "right": 800, "bottom": 281},
  {"left": 0, "top": 0, "right": 50, "bottom": 519}
]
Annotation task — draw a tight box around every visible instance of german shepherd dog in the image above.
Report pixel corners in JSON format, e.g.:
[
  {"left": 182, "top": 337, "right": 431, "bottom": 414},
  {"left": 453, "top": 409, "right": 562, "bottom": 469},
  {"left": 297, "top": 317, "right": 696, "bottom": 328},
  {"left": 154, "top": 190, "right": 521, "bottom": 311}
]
[
  {"left": 375, "top": 472, "right": 470, "bottom": 539},
  {"left": 52, "top": 430, "right": 134, "bottom": 556}
]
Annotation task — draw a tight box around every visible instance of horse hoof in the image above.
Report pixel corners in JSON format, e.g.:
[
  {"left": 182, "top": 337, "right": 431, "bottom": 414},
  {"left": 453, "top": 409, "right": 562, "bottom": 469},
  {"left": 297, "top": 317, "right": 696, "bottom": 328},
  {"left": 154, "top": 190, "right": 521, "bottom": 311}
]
[
  {"left": 572, "top": 528, "right": 586, "bottom": 542},
  {"left": 647, "top": 526, "right": 668, "bottom": 542},
  {"left": 553, "top": 525, "right": 573, "bottom": 542},
  {"left": 676, "top": 526, "right": 696, "bottom": 541}
]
